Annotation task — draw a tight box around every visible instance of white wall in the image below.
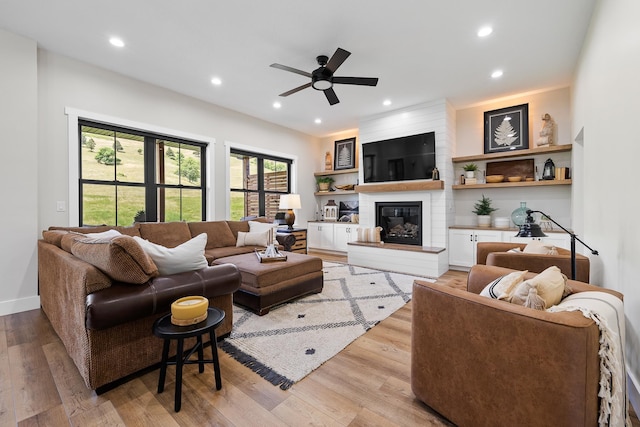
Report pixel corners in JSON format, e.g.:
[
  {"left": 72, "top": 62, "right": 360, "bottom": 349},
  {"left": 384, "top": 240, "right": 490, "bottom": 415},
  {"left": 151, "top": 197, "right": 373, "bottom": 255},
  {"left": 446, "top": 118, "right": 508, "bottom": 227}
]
[
  {"left": 572, "top": 0, "right": 640, "bottom": 401},
  {"left": 454, "top": 87, "right": 573, "bottom": 226},
  {"left": 0, "top": 30, "right": 39, "bottom": 315},
  {"left": 36, "top": 50, "right": 319, "bottom": 231},
  {"left": 358, "top": 99, "right": 454, "bottom": 248}
]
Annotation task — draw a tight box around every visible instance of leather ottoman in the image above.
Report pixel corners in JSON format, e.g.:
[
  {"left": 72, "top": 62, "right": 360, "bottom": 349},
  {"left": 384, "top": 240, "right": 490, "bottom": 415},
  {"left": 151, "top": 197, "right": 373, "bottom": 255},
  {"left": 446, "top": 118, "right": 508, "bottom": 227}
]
[{"left": 212, "top": 252, "right": 324, "bottom": 315}]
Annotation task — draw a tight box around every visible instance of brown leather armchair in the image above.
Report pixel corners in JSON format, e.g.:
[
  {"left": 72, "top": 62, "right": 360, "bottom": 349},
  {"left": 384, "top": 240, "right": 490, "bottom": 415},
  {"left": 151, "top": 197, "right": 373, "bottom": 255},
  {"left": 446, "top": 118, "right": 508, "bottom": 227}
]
[
  {"left": 476, "top": 241, "right": 590, "bottom": 282},
  {"left": 411, "top": 264, "right": 622, "bottom": 427}
]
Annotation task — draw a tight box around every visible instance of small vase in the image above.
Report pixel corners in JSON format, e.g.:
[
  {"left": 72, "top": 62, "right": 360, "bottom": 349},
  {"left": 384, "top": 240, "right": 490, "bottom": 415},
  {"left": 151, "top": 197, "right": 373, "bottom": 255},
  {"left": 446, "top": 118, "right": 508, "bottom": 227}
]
[
  {"left": 465, "top": 170, "right": 475, "bottom": 179},
  {"left": 511, "top": 202, "right": 528, "bottom": 227}
]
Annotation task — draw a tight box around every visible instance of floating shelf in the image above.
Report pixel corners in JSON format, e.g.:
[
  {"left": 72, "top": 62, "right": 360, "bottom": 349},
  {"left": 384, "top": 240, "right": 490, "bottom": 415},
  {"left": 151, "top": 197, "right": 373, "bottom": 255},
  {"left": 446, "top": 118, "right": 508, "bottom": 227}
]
[
  {"left": 314, "top": 190, "right": 357, "bottom": 196},
  {"left": 453, "top": 179, "right": 571, "bottom": 190},
  {"left": 314, "top": 168, "right": 358, "bottom": 176},
  {"left": 452, "top": 144, "right": 572, "bottom": 163},
  {"left": 355, "top": 180, "right": 444, "bottom": 193}
]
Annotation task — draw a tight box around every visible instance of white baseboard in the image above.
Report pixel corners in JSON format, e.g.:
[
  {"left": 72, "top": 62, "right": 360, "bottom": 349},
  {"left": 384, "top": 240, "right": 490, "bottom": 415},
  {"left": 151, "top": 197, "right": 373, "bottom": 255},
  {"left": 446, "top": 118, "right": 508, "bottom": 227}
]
[
  {"left": 629, "top": 370, "right": 640, "bottom": 417},
  {"left": 0, "top": 295, "right": 40, "bottom": 316}
]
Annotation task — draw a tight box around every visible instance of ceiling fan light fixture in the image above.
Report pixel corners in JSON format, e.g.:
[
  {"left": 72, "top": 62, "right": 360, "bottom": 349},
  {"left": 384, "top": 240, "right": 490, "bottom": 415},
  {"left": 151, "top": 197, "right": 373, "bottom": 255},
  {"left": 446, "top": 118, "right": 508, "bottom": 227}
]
[
  {"left": 312, "top": 69, "right": 333, "bottom": 90},
  {"left": 312, "top": 79, "right": 332, "bottom": 90}
]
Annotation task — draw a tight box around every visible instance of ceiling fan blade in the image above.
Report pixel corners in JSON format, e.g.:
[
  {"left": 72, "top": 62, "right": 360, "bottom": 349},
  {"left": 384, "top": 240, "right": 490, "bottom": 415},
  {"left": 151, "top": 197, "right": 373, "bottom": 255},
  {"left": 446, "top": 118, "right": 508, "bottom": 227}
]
[
  {"left": 270, "top": 63, "right": 312, "bottom": 78},
  {"left": 325, "top": 48, "right": 351, "bottom": 73},
  {"left": 332, "top": 76, "right": 379, "bottom": 86},
  {"left": 279, "top": 82, "right": 312, "bottom": 97},
  {"left": 324, "top": 87, "right": 340, "bottom": 105}
]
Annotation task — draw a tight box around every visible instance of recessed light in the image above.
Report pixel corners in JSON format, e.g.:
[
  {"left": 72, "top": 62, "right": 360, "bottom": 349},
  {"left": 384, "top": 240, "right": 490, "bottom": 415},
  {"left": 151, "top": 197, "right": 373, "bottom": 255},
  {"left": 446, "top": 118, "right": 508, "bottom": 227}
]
[
  {"left": 109, "top": 37, "right": 125, "bottom": 48},
  {"left": 477, "top": 26, "right": 493, "bottom": 38},
  {"left": 314, "top": 118, "right": 322, "bottom": 124},
  {"left": 273, "top": 101, "right": 281, "bottom": 109},
  {"left": 491, "top": 70, "right": 503, "bottom": 79},
  {"left": 383, "top": 99, "right": 392, "bottom": 106},
  {"left": 211, "top": 77, "right": 222, "bottom": 86}
]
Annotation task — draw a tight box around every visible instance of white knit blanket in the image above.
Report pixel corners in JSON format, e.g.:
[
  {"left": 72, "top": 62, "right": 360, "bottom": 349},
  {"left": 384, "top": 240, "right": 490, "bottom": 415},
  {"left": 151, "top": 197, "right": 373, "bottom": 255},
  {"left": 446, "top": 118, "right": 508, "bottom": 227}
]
[{"left": 548, "top": 291, "right": 631, "bottom": 427}]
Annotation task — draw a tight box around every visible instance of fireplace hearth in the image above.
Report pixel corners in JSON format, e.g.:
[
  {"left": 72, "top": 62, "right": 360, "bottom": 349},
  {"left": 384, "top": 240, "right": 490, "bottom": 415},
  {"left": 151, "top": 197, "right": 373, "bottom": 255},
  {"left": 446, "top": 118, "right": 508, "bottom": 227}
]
[{"left": 375, "top": 201, "right": 422, "bottom": 246}]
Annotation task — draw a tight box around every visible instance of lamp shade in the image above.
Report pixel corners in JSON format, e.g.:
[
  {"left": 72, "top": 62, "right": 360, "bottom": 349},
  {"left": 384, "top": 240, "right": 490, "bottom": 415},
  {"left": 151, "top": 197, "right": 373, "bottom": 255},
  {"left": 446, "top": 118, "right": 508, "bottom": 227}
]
[{"left": 279, "top": 194, "right": 301, "bottom": 210}]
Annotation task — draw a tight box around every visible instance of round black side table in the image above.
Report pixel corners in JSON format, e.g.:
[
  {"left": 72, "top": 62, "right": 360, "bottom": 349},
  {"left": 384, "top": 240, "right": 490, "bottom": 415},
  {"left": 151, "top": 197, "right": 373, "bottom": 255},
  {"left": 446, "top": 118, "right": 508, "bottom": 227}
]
[{"left": 152, "top": 307, "right": 225, "bottom": 412}]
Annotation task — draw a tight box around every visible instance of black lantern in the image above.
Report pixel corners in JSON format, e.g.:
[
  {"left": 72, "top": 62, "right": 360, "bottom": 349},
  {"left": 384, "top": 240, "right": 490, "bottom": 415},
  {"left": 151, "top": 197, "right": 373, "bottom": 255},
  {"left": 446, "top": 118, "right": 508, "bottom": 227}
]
[{"left": 541, "top": 158, "right": 555, "bottom": 180}]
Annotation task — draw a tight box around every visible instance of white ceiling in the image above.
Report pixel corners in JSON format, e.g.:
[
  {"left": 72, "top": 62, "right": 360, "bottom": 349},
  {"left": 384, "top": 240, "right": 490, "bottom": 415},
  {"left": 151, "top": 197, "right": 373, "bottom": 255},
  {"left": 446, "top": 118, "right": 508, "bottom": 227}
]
[{"left": 0, "top": 0, "right": 596, "bottom": 137}]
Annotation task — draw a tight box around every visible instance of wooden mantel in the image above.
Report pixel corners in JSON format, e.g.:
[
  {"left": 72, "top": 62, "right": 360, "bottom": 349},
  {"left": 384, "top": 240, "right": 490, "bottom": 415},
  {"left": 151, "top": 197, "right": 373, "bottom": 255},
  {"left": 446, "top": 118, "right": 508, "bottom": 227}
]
[{"left": 354, "top": 180, "right": 444, "bottom": 193}]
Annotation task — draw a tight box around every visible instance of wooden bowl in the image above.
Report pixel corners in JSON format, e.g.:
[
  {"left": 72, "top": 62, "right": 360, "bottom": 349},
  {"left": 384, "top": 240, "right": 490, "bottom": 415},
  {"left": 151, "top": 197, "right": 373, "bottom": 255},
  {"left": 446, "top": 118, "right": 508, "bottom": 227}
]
[
  {"left": 508, "top": 176, "right": 522, "bottom": 182},
  {"left": 486, "top": 175, "right": 504, "bottom": 183},
  {"left": 335, "top": 184, "right": 355, "bottom": 191}
]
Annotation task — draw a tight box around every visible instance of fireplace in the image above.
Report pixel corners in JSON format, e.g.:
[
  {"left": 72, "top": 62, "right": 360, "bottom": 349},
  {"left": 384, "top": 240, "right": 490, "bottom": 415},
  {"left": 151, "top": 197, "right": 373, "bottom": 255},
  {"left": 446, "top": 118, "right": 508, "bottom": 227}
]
[{"left": 375, "top": 201, "right": 422, "bottom": 246}]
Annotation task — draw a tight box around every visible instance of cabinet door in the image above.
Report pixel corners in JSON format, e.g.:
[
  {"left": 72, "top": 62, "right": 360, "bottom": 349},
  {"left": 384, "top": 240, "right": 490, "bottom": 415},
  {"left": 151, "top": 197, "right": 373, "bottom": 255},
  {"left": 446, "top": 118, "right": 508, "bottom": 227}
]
[
  {"left": 475, "top": 230, "right": 503, "bottom": 245},
  {"left": 308, "top": 223, "right": 333, "bottom": 250},
  {"left": 449, "top": 229, "right": 475, "bottom": 267},
  {"left": 333, "top": 224, "right": 358, "bottom": 252},
  {"left": 449, "top": 229, "right": 502, "bottom": 268},
  {"left": 307, "top": 224, "right": 322, "bottom": 249}
]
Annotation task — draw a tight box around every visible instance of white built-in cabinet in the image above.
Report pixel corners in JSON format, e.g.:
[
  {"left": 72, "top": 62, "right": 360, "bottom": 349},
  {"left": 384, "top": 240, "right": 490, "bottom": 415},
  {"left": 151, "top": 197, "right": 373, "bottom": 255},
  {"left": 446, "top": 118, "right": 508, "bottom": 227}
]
[
  {"left": 448, "top": 227, "right": 571, "bottom": 269},
  {"left": 333, "top": 223, "right": 358, "bottom": 252},
  {"left": 308, "top": 222, "right": 358, "bottom": 253},
  {"left": 448, "top": 229, "right": 502, "bottom": 268}
]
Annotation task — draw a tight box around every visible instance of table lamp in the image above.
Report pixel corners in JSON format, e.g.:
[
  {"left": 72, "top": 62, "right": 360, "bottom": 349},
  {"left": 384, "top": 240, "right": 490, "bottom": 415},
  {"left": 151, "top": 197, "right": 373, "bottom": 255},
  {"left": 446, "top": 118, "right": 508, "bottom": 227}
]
[
  {"left": 516, "top": 209, "right": 598, "bottom": 280},
  {"left": 279, "top": 194, "right": 301, "bottom": 229}
]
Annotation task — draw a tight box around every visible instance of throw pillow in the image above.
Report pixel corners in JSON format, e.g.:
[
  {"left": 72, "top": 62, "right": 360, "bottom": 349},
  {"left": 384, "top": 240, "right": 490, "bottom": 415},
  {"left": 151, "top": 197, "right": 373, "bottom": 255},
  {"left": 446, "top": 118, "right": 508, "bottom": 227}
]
[
  {"left": 248, "top": 221, "right": 278, "bottom": 245},
  {"left": 479, "top": 270, "right": 529, "bottom": 300},
  {"left": 42, "top": 230, "right": 68, "bottom": 248},
  {"left": 84, "top": 229, "right": 122, "bottom": 239},
  {"left": 357, "top": 226, "right": 382, "bottom": 243},
  {"left": 71, "top": 235, "right": 159, "bottom": 284},
  {"left": 523, "top": 240, "right": 559, "bottom": 255},
  {"left": 509, "top": 266, "right": 567, "bottom": 310},
  {"left": 133, "top": 233, "right": 208, "bottom": 276},
  {"left": 236, "top": 230, "right": 269, "bottom": 247},
  {"left": 188, "top": 221, "right": 236, "bottom": 249}
]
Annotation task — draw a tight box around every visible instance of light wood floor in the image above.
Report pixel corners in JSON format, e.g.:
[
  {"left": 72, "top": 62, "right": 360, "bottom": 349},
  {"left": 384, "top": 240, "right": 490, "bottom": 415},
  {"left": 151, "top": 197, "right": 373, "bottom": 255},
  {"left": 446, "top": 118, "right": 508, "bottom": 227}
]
[{"left": 0, "top": 253, "right": 637, "bottom": 426}]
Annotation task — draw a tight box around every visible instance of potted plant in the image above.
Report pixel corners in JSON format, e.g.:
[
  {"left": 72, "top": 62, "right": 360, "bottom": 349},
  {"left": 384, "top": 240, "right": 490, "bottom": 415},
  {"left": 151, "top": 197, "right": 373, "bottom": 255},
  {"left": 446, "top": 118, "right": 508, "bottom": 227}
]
[
  {"left": 472, "top": 194, "right": 498, "bottom": 227},
  {"left": 316, "top": 176, "right": 334, "bottom": 192},
  {"left": 463, "top": 163, "right": 478, "bottom": 179}
]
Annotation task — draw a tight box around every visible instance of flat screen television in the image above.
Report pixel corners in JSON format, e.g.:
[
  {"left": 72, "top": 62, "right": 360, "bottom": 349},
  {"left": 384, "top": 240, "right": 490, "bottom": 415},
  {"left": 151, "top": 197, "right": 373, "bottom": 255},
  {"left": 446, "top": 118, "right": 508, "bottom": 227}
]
[{"left": 362, "top": 131, "right": 436, "bottom": 183}]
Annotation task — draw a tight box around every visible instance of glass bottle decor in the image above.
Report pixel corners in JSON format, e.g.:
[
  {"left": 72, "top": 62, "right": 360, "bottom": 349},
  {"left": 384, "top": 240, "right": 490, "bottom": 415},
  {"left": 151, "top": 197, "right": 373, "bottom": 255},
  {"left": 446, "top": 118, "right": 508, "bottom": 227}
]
[{"left": 511, "top": 202, "right": 528, "bottom": 227}]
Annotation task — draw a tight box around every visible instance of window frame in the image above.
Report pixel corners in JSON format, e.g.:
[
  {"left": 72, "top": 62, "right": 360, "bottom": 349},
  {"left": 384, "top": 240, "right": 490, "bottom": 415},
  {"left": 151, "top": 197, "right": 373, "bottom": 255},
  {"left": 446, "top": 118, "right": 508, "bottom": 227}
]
[
  {"left": 66, "top": 107, "right": 216, "bottom": 225},
  {"left": 229, "top": 148, "right": 292, "bottom": 219}
]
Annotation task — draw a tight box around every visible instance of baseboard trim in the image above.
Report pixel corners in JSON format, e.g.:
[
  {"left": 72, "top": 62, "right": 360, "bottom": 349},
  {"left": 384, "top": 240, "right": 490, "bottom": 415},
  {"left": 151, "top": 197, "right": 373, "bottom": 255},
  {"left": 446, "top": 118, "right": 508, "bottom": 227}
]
[
  {"left": 628, "top": 370, "right": 640, "bottom": 417},
  {"left": 0, "top": 295, "right": 40, "bottom": 316}
]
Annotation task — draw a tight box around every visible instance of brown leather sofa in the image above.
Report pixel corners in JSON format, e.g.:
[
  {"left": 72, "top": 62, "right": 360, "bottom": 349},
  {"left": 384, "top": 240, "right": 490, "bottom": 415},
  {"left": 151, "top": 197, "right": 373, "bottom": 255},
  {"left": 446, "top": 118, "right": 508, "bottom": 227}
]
[
  {"left": 38, "top": 218, "right": 296, "bottom": 391},
  {"left": 476, "top": 241, "right": 591, "bottom": 282},
  {"left": 411, "top": 264, "right": 622, "bottom": 427}
]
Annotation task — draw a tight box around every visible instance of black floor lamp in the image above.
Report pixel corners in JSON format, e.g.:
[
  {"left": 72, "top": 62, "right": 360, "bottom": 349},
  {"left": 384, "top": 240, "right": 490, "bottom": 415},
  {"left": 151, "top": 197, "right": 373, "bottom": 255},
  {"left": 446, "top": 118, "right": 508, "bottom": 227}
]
[{"left": 516, "top": 209, "right": 599, "bottom": 280}]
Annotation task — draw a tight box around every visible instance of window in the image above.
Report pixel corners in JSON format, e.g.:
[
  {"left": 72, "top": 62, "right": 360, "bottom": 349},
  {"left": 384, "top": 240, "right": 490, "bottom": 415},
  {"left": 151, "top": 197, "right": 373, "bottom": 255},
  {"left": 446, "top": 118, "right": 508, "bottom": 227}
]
[
  {"left": 229, "top": 149, "right": 291, "bottom": 220},
  {"left": 79, "top": 121, "right": 206, "bottom": 226}
]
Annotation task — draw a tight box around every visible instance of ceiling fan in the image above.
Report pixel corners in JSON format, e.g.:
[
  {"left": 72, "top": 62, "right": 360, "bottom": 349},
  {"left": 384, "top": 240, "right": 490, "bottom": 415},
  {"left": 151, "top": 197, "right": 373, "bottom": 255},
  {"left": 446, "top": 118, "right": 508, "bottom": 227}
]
[{"left": 270, "top": 47, "right": 379, "bottom": 105}]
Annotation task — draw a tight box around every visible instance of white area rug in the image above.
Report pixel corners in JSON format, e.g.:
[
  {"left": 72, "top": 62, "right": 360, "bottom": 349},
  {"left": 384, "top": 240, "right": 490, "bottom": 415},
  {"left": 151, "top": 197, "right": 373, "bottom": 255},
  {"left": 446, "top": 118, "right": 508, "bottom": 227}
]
[{"left": 220, "top": 261, "right": 430, "bottom": 389}]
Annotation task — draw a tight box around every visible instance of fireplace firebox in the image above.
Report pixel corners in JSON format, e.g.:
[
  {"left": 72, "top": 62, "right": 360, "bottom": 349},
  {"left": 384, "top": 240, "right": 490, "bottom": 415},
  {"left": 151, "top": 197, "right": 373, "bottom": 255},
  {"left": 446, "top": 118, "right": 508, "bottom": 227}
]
[{"left": 375, "top": 201, "right": 422, "bottom": 246}]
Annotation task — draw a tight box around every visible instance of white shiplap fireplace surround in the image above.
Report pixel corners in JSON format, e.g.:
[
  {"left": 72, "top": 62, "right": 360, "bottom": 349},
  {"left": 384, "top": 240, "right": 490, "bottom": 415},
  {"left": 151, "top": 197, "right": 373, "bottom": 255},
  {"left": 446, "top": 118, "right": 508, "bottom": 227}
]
[{"left": 346, "top": 99, "right": 455, "bottom": 278}]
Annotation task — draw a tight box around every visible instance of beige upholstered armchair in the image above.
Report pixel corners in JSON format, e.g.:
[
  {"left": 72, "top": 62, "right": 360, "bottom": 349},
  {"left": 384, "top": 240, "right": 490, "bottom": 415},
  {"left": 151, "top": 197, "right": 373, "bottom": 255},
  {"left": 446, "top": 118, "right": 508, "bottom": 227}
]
[
  {"left": 476, "top": 241, "right": 591, "bottom": 282},
  {"left": 411, "top": 264, "right": 622, "bottom": 427}
]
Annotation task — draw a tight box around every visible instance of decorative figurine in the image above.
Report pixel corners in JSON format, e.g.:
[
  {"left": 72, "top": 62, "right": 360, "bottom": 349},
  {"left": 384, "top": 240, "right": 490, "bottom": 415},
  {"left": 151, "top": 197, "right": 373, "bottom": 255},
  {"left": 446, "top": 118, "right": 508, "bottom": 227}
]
[
  {"left": 537, "top": 113, "right": 555, "bottom": 147},
  {"left": 325, "top": 151, "right": 333, "bottom": 171}
]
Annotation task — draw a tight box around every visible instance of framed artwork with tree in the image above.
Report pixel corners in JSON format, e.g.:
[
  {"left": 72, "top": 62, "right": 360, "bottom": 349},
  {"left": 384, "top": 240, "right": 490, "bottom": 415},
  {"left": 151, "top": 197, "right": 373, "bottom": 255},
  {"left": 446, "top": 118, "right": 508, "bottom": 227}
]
[
  {"left": 484, "top": 104, "right": 529, "bottom": 154},
  {"left": 334, "top": 137, "right": 356, "bottom": 170}
]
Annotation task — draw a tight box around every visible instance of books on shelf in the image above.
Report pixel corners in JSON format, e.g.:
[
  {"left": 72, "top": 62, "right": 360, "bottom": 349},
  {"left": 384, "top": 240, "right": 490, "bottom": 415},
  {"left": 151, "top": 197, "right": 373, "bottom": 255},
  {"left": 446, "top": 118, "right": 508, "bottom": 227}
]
[
  {"left": 555, "top": 167, "right": 570, "bottom": 180},
  {"left": 464, "top": 178, "right": 477, "bottom": 185}
]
